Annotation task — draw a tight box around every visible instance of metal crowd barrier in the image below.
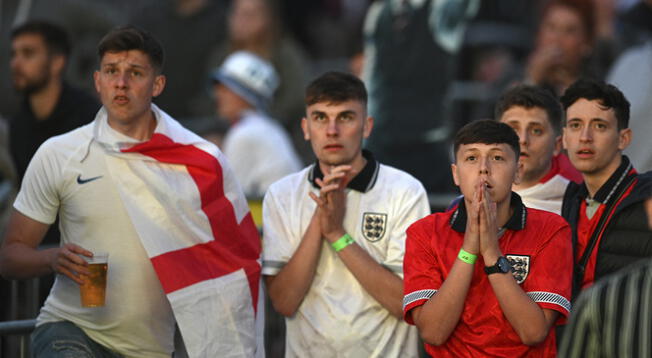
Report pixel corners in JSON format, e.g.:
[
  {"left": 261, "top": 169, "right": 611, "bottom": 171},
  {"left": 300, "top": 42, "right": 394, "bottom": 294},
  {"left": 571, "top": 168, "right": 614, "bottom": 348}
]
[{"left": 0, "top": 319, "right": 36, "bottom": 358}]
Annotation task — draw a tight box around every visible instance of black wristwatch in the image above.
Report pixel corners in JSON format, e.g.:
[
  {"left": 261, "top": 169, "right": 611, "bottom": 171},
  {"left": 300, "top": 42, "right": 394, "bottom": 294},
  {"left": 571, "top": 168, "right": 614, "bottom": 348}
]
[{"left": 484, "top": 256, "right": 512, "bottom": 275}]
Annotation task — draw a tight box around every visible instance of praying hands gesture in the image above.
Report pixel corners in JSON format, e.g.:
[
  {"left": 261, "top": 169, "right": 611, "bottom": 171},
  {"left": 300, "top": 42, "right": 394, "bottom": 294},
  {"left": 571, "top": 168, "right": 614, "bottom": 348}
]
[
  {"left": 464, "top": 178, "right": 502, "bottom": 263},
  {"left": 309, "top": 165, "right": 351, "bottom": 242}
]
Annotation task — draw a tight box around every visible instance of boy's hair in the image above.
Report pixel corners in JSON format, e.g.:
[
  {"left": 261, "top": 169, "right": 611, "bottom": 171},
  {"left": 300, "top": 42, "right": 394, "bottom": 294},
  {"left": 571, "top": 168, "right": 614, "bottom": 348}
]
[
  {"left": 305, "top": 71, "right": 367, "bottom": 106},
  {"left": 11, "top": 20, "right": 71, "bottom": 58},
  {"left": 494, "top": 85, "right": 564, "bottom": 135},
  {"left": 454, "top": 120, "right": 521, "bottom": 161},
  {"left": 97, "top": 25, "right": 164, "bottom": 73},
  {"left": 560, "top": 79, "right": 630, "bottom": 130}
]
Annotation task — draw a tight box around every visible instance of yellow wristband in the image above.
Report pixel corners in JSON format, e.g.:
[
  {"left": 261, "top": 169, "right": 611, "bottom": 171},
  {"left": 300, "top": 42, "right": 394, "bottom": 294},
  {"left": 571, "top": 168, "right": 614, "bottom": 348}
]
[
  {"left": 332, "top": 233, "right": 355, "bottom": 252},
  {"left": 458, "top": 249, "right": 477, "bottom": 264}
]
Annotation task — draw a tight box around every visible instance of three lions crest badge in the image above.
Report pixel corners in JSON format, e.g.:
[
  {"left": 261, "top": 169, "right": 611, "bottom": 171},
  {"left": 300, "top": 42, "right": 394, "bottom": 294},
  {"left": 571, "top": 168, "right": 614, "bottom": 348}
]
[{"left": 361, "top": 212, "right": 387, "bottom": 242}]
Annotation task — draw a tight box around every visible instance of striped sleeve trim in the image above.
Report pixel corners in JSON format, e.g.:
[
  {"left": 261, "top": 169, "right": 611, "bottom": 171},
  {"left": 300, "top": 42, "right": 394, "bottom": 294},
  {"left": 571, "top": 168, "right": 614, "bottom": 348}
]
[
  {"left": 262, "top": 260, "right": 286, "bottom": 269},
  {"left": 403, "top": 289, "right": 437, "bottom": 310},
  {"left": 527, "top": 291, "right": 571, "bottom": 313}
]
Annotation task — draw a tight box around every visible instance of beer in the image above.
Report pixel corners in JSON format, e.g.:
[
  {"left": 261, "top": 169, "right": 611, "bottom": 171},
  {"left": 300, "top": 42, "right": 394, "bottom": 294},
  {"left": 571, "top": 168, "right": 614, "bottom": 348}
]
[{"left": 80, "top": 253, "right": 109, "bottom": 307}]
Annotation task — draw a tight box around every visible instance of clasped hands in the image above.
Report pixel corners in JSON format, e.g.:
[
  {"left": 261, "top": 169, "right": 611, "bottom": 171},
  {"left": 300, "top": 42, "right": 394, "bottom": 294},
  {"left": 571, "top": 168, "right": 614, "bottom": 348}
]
[
  {"left": 462, "top": 178, "right": 502, "bottom": 262},
  {"left": 309, "top": 165, "right": 351, "bottom": 243}
]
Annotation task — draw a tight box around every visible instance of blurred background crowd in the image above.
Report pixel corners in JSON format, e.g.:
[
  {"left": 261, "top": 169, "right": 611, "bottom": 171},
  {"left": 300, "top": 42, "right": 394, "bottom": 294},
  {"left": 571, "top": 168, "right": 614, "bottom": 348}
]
[{"left": 1, "top": 0, "right": 651, "bottom": 356}]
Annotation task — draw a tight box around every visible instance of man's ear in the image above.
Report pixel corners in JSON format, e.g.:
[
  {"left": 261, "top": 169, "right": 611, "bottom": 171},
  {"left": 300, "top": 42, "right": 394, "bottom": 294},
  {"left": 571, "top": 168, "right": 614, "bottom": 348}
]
[
  {"left": 152, "top": 74, "right": 166, "bottom": 98},
  {"left": 50, "top": 54, "right": 66, "bottom": 78},
  {"left": 451, "top": 163, "right": 460, "bottom": 186},
  {"left": 301, "top": 117, "right": 310, "bottom": 141},
  {"left": 93, "top": 71, "right": 100, "bottom": 94},
  {"left": 562, "top": 127, "right": 569, "bottom": 150},
  {"left": 553, "top": 134, "right": 562, "bottom": 156},
  {"left": 363, "top": 116, "right": 374, "bottom": 139},
  {"left": 514, "top": 161, "right": 523, "bottom": 185},
  {"left": 618, "top": 128, "right": 632, "bottom": 151}
]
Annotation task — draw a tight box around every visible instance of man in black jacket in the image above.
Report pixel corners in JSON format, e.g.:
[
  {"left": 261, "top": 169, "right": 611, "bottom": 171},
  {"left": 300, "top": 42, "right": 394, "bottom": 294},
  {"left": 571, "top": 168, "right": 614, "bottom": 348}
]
[{"left": 560, "top": 79, "right": 652, "bottom": 299}]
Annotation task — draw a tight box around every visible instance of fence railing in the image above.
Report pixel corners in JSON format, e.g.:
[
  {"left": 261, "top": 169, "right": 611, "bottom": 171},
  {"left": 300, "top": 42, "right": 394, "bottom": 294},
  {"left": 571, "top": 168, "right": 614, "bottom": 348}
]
[{"left": 0, "top": 319, "right": 36, "bottom": 358}]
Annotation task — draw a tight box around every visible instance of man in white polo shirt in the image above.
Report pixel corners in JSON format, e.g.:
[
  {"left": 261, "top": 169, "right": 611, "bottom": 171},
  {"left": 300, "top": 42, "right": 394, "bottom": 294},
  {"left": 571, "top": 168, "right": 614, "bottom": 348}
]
[{"left": 262, "top": 71, "right": 430, "bottom": 357}]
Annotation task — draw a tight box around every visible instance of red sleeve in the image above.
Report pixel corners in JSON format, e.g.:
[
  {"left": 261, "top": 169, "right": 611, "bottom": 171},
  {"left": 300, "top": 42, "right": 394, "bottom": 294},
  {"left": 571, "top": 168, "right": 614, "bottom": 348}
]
[
  {"left": 402, "top": 215, "right": 444, "bottom": 324},
  {"left": 522, "top": 214, "right": 573, "bottom": 324}
]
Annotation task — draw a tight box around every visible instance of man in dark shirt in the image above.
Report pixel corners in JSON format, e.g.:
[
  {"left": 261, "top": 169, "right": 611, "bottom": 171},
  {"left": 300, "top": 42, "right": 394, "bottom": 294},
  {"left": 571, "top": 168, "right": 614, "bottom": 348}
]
[
  {"left": 560, "top": 79, "right": 652, "bottom": 299},
  {"left": 9, "top": 20, "right": 99, "bottom": 180}
]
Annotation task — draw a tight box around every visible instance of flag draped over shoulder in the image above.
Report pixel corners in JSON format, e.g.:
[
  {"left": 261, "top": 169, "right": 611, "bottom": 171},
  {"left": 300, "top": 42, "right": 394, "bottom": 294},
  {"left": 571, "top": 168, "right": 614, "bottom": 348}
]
[{"left": 93, "top": 105, "right": 261, "bottom": 357}]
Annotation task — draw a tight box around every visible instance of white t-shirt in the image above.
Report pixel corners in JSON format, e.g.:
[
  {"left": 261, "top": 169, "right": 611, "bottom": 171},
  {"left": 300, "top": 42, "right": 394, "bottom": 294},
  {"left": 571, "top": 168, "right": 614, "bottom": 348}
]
[
  {"left": 15, "top": 121, "right": 175, "bottom": 357},
  {"left": 222, "top": 110, "right": 302, "bottom": 198},
  {"left": 516, "top": 174, "right": 569, "bottom": 215},
  {"left": 262, "top": 155, "right": 430, "bottom": 357}
]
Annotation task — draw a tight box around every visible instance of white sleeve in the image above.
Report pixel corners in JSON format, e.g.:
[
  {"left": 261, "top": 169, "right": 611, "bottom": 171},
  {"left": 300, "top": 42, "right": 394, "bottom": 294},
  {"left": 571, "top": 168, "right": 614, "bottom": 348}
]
[
  {"left": 261, "top": 184, "right": 300, "bottom": 276},
  {"left": 382, "top": 180, "right": 430, "bottom": 278},
  {"left": 14, "top": 141, "right": 62, "bottom": 224}
]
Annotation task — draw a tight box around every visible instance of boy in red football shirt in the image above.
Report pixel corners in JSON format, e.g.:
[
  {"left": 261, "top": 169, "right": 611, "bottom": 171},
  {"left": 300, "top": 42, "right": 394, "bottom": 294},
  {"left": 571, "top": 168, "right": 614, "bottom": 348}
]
[{"left": 403, "top": 119, "right": 572, "bottom": 357}]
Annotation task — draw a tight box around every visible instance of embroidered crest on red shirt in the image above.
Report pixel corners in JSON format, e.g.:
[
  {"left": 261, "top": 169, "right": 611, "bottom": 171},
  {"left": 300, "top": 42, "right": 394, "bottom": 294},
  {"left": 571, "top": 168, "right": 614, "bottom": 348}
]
[{"left": 507, "top": 254, "right": 530, "bottom": 284}]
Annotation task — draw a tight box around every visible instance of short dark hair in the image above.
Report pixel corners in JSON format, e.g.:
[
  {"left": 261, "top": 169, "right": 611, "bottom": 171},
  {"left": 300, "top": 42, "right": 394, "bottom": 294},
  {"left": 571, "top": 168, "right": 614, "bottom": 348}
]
[
  {"left": 454, "top": 119, "right": 520, "bottom": 161},
  {"left": 11, "top": 20, "right": 71, "bottom": 58},
  {"left": 305, "top": 71, "right": 367, "bottom": 106},
  {"left": 97, "top": 25, "right": 164, "bottom": 73},
  {"left": 560, "top": 79, "right": 630, "bottom": 130},
  {"left": 494, "top": 85, "right": 564, "bottom": 135}
]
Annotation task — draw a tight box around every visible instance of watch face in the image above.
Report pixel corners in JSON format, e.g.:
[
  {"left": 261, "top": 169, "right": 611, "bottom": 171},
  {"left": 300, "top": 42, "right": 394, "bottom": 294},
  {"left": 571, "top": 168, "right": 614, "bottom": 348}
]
[{"left": 498, "top": 257, "right": 512, "bottom": 273}]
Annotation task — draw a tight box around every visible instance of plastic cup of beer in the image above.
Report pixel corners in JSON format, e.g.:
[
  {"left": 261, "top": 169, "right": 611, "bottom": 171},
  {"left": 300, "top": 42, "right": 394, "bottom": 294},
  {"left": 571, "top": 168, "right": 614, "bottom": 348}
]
[{"left": 79, "top": 252, "right": 109, "bottom": 307}]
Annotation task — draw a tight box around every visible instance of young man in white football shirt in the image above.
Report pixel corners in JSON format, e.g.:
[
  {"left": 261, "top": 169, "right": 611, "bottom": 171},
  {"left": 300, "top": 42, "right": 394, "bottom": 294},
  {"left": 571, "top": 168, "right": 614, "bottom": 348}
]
[{"left": 262, "top": 71, "right": 430, "bottom": 357}]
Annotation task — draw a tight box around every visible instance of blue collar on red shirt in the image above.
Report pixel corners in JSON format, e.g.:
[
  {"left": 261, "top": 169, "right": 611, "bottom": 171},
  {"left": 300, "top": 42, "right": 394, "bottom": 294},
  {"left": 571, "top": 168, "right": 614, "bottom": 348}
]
[{"left": 450, "top": 192, "right": 527, "bottom": 233}]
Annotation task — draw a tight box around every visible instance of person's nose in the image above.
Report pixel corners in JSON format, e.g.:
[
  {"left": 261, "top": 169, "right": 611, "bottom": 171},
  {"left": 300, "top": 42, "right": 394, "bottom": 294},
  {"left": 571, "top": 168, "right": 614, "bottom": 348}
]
[
  {"left": 518, "top": 128, "right": 528, "bottom": 148},
  {"left": 326, "top": 118, "right": 339, "bottom": 136},
  {"left": 115, "top": 72, "right": 128, "bottom": 89},
  {"left": 479, "top": 156, "right": 490, "bottom": 175},
  {"left": 579, "top": 125, "right": 593, "bottom": 143}
]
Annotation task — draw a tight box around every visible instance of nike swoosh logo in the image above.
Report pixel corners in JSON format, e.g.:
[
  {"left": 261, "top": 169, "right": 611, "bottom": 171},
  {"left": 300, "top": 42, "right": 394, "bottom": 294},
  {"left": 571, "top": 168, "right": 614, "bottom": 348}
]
[{"left": 77, "top": 174, "right": 103, "bottom": 184}]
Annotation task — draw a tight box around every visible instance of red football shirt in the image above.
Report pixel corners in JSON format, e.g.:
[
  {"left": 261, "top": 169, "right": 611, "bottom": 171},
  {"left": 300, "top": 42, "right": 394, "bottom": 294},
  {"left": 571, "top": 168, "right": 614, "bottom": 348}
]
[
  {"left": 403, "top": 198, "right": 572, "bottom": 357},
  {"left": 575, "top": 200, "right": 606, "bottom": 289}
]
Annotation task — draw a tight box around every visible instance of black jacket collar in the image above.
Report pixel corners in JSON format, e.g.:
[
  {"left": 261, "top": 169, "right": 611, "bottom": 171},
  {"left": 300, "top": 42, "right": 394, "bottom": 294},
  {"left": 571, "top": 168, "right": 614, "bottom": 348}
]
[
  {"left": 309, "top": 150, "right": 379, "bottom": 193},
  {"left": 450, "top": 192, "right": 527, "bottom": 233},
  {"left": 578, "top": 155, "right": 635, "bottom": 205}
]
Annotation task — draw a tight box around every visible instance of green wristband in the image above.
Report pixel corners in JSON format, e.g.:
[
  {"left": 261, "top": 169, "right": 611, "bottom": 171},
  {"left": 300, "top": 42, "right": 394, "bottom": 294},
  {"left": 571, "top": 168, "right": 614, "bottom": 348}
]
[
  {"left": 458, "top": 249, "right": 477, "bottom": 264},
  {"left": 332, "top": 233, "right": 355, "bottom": 252}
]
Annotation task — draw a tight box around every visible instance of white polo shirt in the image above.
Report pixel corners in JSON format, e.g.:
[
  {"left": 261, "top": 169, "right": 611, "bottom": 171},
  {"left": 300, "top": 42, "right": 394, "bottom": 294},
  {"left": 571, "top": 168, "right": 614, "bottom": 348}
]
[
  {"left": 262, "top": 151, "right": 430, "bottom": 357},
  {"left": 15, "top": 120, "right": 175, "bottom": 357}
]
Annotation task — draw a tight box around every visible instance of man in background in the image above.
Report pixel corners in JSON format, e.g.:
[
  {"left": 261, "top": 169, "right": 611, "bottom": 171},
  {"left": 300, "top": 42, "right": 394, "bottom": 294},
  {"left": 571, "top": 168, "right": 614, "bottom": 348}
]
[
  {"left": 560, "top": 79, "right": 652, "bottom": 298},
  {"left": 212, "top": 51, "right": 302, "bottom": 199},
  {"left": 9, "top": 20, "right": 99, "bottom": 181},
  {"left": 496, "top": 84, "right": 581, "bottom": 214}
]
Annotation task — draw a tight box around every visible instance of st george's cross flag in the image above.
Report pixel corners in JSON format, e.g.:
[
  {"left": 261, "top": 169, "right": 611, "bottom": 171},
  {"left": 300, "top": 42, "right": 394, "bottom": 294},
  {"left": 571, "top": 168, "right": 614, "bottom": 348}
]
[{"left": 93, "top": 105, "right": 262, "bottom": 357}]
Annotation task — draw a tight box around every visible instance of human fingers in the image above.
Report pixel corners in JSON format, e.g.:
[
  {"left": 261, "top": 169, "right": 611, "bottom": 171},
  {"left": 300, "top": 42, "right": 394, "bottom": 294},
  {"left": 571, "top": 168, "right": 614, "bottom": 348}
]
[
  {"left": 322, "top": 170, "right": 348, "bottom": 186},
  {"left": 61, "top": 244, "right": 92, "bottom": 267},
  {"left": 319, "top": 182, "right": 342, "bottom": 197},
  {"left": 65, "top": 243, "right": 94, "bottom": 260},
  {"left": 51, "top": 252, "right": 88, "bottom": 285},
  {"left": 58, "top": 265, "right": 86, "bottom": 285},
  {"left": 309, "top": 191, "right": 325, "bottom": 206}
]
